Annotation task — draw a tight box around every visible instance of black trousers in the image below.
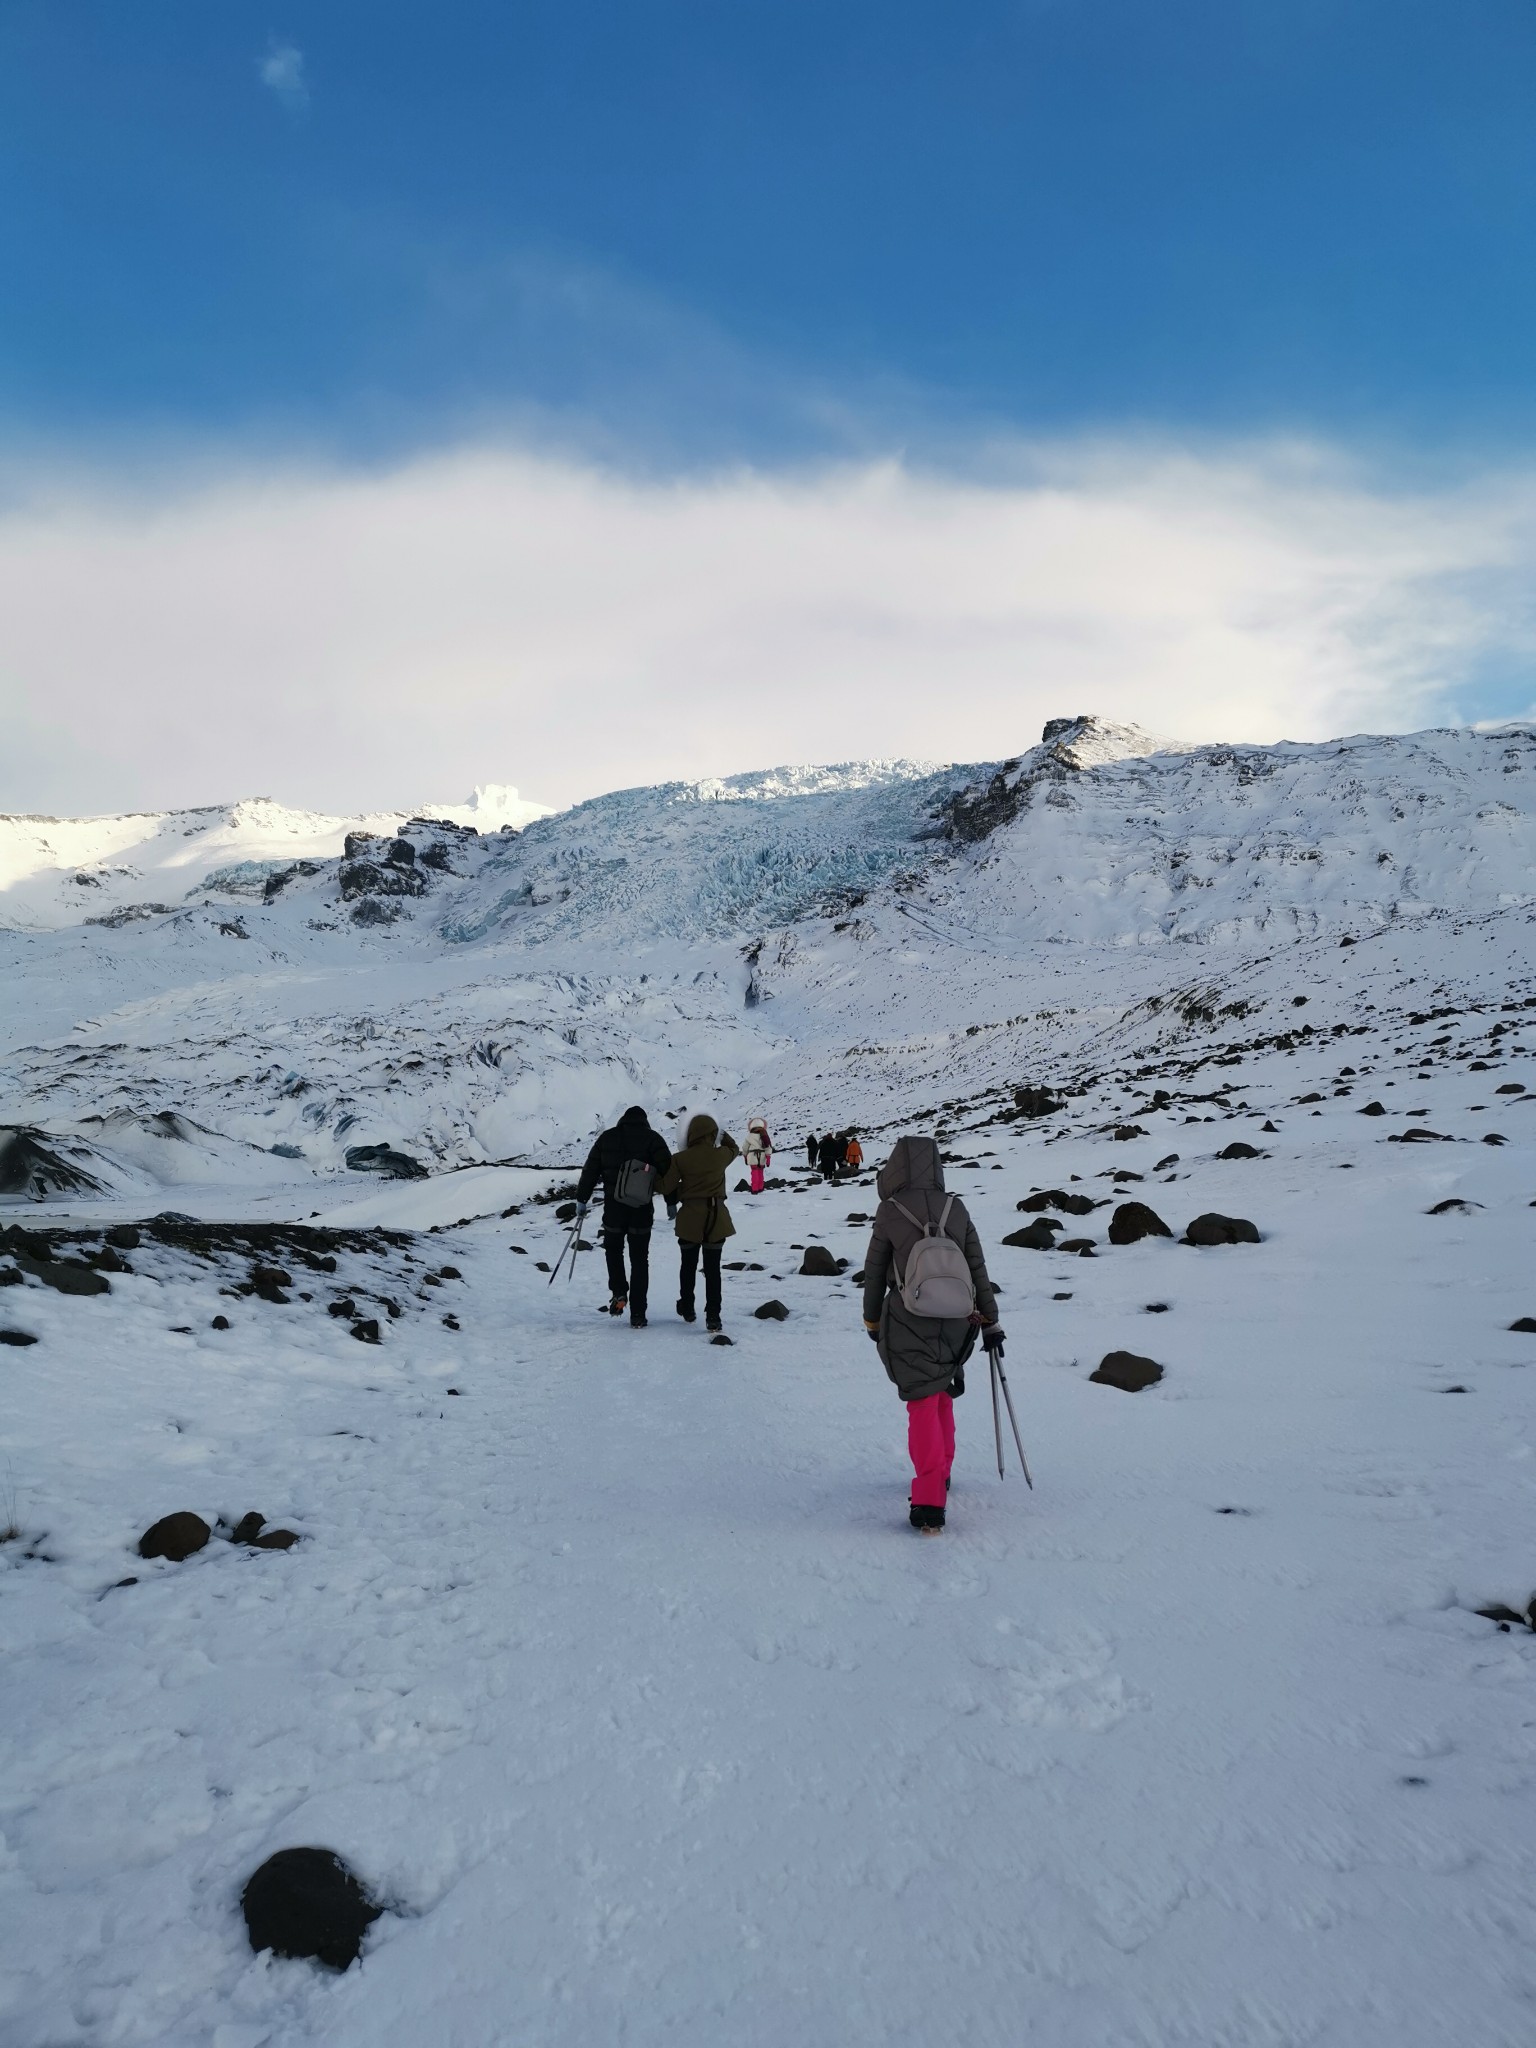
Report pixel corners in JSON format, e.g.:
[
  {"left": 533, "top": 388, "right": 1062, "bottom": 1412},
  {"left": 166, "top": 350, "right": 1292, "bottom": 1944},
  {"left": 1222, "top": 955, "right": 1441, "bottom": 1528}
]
[
  {"left": 603, "top": 1223, "right": 651, "bottom": 1312},
  {"left": 678, "top": 1241, "right": 723, "bottom": 1321}
]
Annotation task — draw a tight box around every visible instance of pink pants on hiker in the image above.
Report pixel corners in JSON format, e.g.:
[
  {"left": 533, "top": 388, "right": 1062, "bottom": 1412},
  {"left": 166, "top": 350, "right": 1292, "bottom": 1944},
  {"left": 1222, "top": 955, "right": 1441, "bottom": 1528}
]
[
  {"left": 907, "top": 1392, "right": 955, "bottom": 1508},
  {"left": 749, "top": 1163, "right": 765, "bottom": 1193}
]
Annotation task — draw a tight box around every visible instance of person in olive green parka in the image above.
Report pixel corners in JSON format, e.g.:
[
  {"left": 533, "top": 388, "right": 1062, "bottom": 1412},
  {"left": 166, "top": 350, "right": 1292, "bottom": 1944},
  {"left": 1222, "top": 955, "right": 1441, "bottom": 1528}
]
[{"left": 658, "top": 1113, "right": 739, "bottom": 1331}]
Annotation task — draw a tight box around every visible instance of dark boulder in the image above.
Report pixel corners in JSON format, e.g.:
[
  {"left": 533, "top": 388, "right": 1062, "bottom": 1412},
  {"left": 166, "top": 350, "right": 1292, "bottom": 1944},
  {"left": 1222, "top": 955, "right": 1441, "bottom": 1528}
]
[
  {"left": 11, "top": 1250, "right": 110, "bottom": 1296},
  {"left": 1003, "top": 1218, "right": 1062, "bottom": 1250},
  {"left": 1058, "top": 1238, "right": 1098, "bottom": 1256},
  {"left": 241, "top": 1847, "right": 381, "bottom": 1971},
  {"left": 1012, "top": 1086, "right": 1063, "bottom": 1119},
  {"left": 138, "top": 1511, "right": 211, "bottom": 1562},
  {"left": 1017, "top": 1189, "right": 1097, "bottom": 1216},
  {"left": 0, "top": 1328, "right": 38, "bottom": 1346},
  {"left": 105, "top": 1225, "right": 141, "bottom": 1250},
  {"left": 211, "top": 1314, "right": 231, "bottom": 1330},
  {"left": 710, "top": 1333, "right": 734, "bottom": 1346},
  {"left": 1359, "top": 1101, "right": 1387, "bottom": 1116},
  {"left": 344, "top": 1143, "right": 429, "bottom": 1180},
  {"left": 1107, "top": 1202, "right": 1173, "bottom": 1246},
  {"left": 1510, "top": 1318, "right": 1536, "bottom": 1334},
  {"left": 1113, "top": 1124, "right": 1147, "bottom": 1141},
  {"left": 249, "top": 1265, "right": 292, "bottom": 1304},
  {"left": 753, "top": 1300, "right": 790, "bottom": 1320},
  {"left": 350, "top": 1319, "right": 382, "bottom": 1344},
  {"left": 1217, "top": 1142, "right": 1265, "bottom": 1161},
  {"left": 1427, "top": 1199, "right": 1481, "bottom": 1215},
  {"left": 231, "top": 1512, "right": 267, "bottom": 1545},
  {"left": 1496, "top": 1082, "right": 1526, "bottom": 1094},
  {"left": 1184, "top": 1213, "right": 1261, "bottom": 1246},
  {"left": 1090, "top": 1351, "right": 1164, "bottom": 1392},
  {"left": 254, "top": 1527, "right": 301, "bottom": 1550},
  {"left": 554, "top": 1201, "right": 580, "bottom": 1221},
  {"left": 799, "top": 1245, "right": 845, "bottom": 1276}
]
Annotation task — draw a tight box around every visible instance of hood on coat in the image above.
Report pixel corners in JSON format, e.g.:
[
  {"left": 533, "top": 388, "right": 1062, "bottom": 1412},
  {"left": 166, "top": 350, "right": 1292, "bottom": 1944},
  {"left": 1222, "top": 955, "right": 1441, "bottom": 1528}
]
[
  {"left": 684, "top": 1113, "right": 719, "bottom": 1147},
  {"left": 876, "top": 1134, "right": 944, "bottom": 1200},
  {"left": 619, "top": 1104, "right": 650, "bottom": 1128}
]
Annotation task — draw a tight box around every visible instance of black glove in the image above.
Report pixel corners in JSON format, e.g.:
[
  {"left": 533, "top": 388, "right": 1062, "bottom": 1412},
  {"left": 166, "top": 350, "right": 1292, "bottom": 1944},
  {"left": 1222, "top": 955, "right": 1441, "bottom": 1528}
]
[
  {"left": 949, "top": 1364, "right": 966, "bottom": 1399},
  {"left": 981, "top": 1325, "right": 1006, "bottom": 1357}
]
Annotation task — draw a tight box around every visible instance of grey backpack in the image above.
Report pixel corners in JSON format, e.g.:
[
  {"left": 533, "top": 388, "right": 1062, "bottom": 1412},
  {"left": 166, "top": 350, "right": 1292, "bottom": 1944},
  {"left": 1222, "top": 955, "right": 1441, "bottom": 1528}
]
[
  {"left": 613, "top": 1157, "right": 657, "bottom": 1208},
  {"left": 889, "top": 1196, "right": 976, "bottom": 1319}
]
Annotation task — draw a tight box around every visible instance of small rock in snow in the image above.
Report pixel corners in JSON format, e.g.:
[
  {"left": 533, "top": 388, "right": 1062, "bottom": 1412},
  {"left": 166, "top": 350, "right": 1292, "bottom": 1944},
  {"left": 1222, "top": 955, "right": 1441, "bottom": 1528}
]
[
  {"left": 1090, "top": 1351, "right": 1164, "bottom": 1392},
  {"left": 138, "top": 1511, "right": 211, "bottom": 1562},
  {"left": 0, "top": 1328, "right": 38, "bottom": 1345},
  {"left": 1183, "top": 1213, "right": 1261, "bottom": 1247},
  {"left": 753, "top": 1300, "right": 790, "bottom": 1320},
  {"left": 1107, "top": 1202, "right": 1173, "bottom": 1245},
  {"left": 241, "top": 1847, "right": 381, "bottom": 1971}
]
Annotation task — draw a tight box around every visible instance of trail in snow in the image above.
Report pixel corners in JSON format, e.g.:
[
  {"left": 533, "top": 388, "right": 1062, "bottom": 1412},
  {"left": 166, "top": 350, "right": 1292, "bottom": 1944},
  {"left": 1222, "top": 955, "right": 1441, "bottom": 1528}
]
[{"left": 4, "top": 1007, "right": 1536, "bottom": 2046}]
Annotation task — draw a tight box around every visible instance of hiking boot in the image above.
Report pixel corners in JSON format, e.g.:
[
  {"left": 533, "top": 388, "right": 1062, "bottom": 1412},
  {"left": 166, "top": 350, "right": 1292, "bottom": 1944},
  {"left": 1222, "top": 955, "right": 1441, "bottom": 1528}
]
[
  {"left": 909, "top": 1504, "right": 945, "bottom": 1532},
  {"left": 676, "top": 1299, "right": 696, "bottom": 1323},
  {"left": 608, "top": 1295, "right": 627, "bottom": 1317},
  {"left": 631, "top": 1311, "right": 647, "bottom": 1328},
  {"left": 705, "top": 1315, "right": 722, "bottom": 1333}
]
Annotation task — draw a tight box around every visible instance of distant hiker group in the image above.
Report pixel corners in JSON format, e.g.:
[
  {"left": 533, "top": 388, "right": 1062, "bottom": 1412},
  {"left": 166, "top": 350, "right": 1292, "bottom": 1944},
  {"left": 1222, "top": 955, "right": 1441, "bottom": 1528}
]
[
  {"left": 572, "top": 1104, "right": 1008, "bottom": 1535},
  {"left": 807, "top": 1129, "right": 863, "bottom": 1178}
]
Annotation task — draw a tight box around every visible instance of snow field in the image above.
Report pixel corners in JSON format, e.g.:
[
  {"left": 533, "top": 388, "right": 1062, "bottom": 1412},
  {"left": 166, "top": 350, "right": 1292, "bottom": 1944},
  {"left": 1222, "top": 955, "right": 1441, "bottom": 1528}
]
[{"left": 4, "top": 1031, "right": 1536, "bottom": 2046}]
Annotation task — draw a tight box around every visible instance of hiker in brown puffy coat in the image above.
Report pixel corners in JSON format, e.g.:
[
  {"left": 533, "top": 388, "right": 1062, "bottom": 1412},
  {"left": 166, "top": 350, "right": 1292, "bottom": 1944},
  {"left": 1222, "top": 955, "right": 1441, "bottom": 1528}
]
[
  {"left": 659, "top": 1113, "right": 740, "bottom": 1333},
  {"left": 861, "top": 1134, "right": 1001, "bottom": 1533}
]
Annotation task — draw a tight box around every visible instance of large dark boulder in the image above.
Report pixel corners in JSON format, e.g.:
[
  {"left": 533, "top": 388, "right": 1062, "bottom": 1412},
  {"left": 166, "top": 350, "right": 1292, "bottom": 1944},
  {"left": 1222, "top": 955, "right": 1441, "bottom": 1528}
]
[
  {"left": 1113, "top": 1124, "right": 1148, "bottom": 1141},
  {"left": 344, "top": 1143, "right": 429, "bottom": 1180},
  {"left": 10, "top": 1249, "right": 110, "bottom": 1296},
  {"left": 1107, "top": 1202, "right": 1172, "bottom": 1246},
  {"left": 241, "top": 1847, "right": 381, "bottom": 1971},
  {"left": 1012, "top": 1086, "right": 1063, "bottom": 1119},
  {"left": 1002, "top": 1218, "right": 1061, "bottom": 1250},
  {"left": 1090, "top": 1351, "right": 1164, "bottom": 1392},
  {"left": 1017, "top": 1189, "right": 1097, "bottom": 1216},
  {"left": 799, "top": 1245, "right": 845, "bottom": 1276},
  {"left": 138, "top": 1511, "right": 211, "bottom": 1561},
  {"left": 1216, "top": 1142, "right": 1265, "bottom": 1161},
  {"left": 753, "top": 1300, "right": 790, "bottom": 1320},
  {"left": 1184, "top": 1213, "right": 1261, "bottom": 1246},
  {"left": 0, "top": 1328, "right": 38, "bottom": 1346}
]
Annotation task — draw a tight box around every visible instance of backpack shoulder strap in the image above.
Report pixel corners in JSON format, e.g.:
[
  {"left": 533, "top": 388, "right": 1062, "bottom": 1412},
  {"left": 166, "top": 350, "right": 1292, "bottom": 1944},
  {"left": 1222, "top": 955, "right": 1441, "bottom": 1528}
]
[
  {"left": 888, "top": 1198, "right": 923, "bottom": 1233},
  {"left": 938, "top": 1194, "right": 955, "bottom": 1234}
]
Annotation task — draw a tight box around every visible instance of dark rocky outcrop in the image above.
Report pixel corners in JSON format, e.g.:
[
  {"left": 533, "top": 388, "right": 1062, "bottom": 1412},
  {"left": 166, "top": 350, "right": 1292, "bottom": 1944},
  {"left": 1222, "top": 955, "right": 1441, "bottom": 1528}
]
[
  {"left": 337, "top": 857, "right": 425, "bottom": 902},
  {"left": 0, "top": 1128, "right": 107, "bottom": 1201},
  {"left": 344, "top": 1144, "right": 429, "bottom": 1180},
  {"left": 1107, "top": 1202, "right": 1173, "bottom": 1245},
  {"left": 753, "top": 1300, "right": 790, "bottom": 1320},
  {"left": 1090, "top": 1351, "right": 1164, "bottom": 1392},
  {"left": 6, "top": 1246, "right": 111, "bottom": 1296},
  {"left": 241, "top": 1847, "right": 382, "bottom": 1971},
  {"left": 1113, "top": 1125, "right": 1148, "bottom": 1141},
  {"left": 138, "top": 1512, "right": 211, "bottom": 1561},
  {"left": 1183, "top": 1213, "right": 1261, "bottom": 1246},
  {"left": 1011, "top": 1086, "right": 1064, "bottom": 1120},
  {"left": 1510, "top": 1318, "right": 1536, "bottom": 1334}
]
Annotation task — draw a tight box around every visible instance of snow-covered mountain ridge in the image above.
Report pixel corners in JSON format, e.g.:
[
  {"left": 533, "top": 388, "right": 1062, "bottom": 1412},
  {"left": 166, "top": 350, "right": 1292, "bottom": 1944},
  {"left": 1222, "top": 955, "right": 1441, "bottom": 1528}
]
[{"left": 3, "top": 715, "right": 1535, "bottom": 1189}]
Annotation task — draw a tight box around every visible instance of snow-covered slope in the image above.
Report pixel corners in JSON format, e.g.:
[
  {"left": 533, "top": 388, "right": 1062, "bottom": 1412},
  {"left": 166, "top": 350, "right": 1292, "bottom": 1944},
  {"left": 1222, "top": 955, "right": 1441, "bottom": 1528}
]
[
  {"left": 6, "top": 715, "right": 1536, "bottom": 2048},
  {"left": 3, "top": 716, "right": 1535, "bottom": 1188}
]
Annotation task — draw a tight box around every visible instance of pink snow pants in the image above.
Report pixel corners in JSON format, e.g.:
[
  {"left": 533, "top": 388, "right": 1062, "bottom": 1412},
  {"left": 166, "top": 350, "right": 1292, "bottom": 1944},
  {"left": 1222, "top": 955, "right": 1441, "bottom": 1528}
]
[
  {"left": 907, "top": 1392, "right": 955, "bottom": 1508},
  {"left": 749, "top": 1162, "right": 765, "bottom": 1193}
]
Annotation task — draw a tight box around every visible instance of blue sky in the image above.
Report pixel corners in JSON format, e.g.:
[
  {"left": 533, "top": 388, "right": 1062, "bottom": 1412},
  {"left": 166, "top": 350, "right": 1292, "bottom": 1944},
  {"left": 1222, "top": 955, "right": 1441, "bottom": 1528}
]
[
  {"left": 4, "top": 0, "right": 1535, "bottom": 457},
  {"left": 4, "top": 1, "right": 1536, "bottom": 816}
]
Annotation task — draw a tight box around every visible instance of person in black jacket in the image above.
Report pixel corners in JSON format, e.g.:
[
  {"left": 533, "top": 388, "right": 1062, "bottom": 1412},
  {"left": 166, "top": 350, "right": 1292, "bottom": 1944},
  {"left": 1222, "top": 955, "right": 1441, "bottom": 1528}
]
[
  {"left": 576, "top": 1106, "right": 672, "bottom": 1327},
  {"left": 806, "top": 1132, "right": 819, "bottom": 1170},
  {"left": 816, "top": 1132, "right": 841, "bottom": 1180}
]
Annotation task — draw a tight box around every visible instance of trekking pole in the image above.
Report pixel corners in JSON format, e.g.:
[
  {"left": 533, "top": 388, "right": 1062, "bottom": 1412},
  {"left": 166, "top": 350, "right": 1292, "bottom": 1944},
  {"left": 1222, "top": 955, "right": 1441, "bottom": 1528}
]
[
  {"left": 547, "top": 1211, "right": 582, "bottom": 1286},
  {"left": 986, "top": 1334, "right": 1033, "bottom": 1489}
]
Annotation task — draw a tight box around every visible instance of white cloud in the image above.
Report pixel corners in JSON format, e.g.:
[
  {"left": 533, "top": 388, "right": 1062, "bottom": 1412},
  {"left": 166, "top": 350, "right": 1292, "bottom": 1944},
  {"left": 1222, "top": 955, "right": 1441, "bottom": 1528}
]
[
  {"left": 2, "top": 437, "right": 1535, "bottom": 818},
  {"left": 258, "top": 41, "right": 308, "bottom": 113}
]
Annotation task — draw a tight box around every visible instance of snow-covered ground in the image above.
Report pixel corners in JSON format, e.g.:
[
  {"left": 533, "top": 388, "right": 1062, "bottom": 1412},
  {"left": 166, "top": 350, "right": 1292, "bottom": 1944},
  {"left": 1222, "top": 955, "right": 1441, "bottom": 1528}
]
[{"left": 4, "top": 716, "right": 1536, "bottom": 2044}]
